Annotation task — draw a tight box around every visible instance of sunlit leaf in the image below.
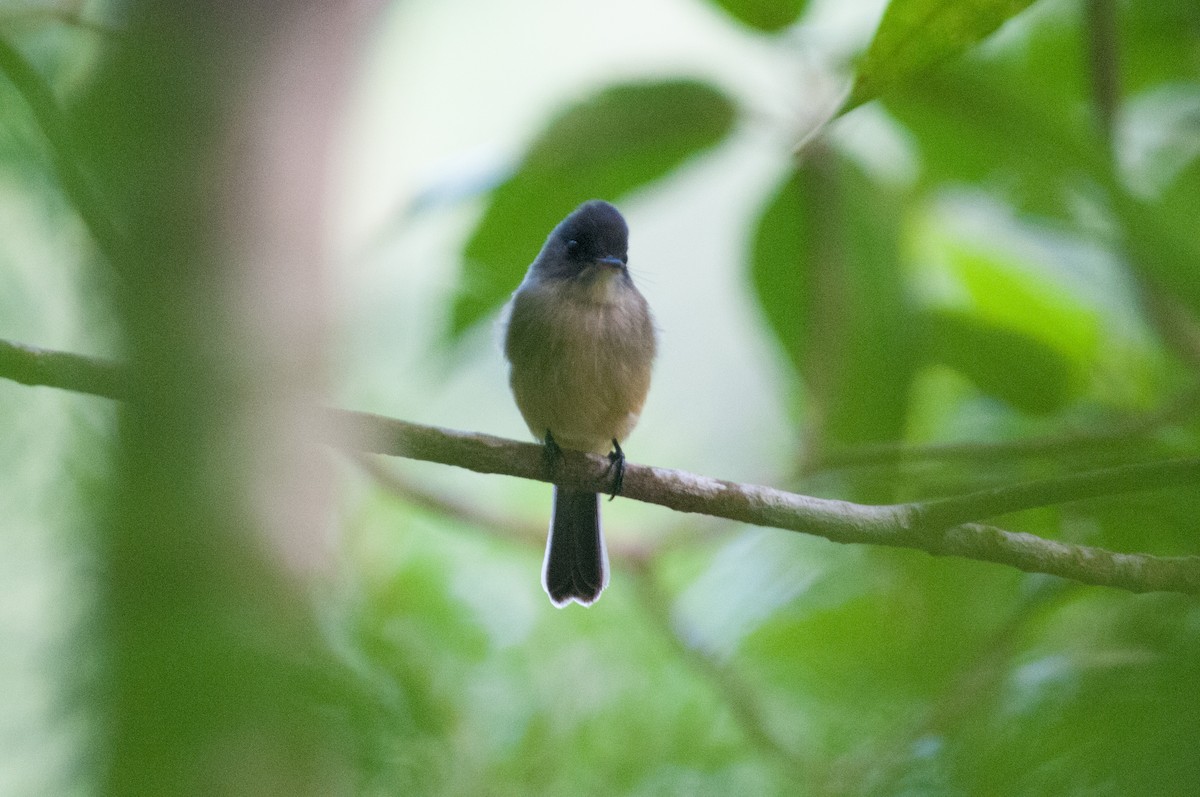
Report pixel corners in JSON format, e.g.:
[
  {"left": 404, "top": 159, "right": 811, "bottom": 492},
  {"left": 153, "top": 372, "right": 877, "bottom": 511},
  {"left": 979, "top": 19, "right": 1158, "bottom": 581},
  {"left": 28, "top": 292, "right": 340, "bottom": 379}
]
[
  {"left": 876, "top": 9, "right": 1116, "bottom": 220},
  {"left": 948, "top": 241, "right": 1099, "bottom": 379},
  {"left": 704, "top": 0, "right": 809, "bottom": 33},
  {"left": 452, "top": 80, "right": 736, "bottom": 337},
  {"left": 847, "top": 0, "right": 1039, "bottom": 110},
  {"left": 926, "top": 308, "right": 1076, "bottom": 414},
  {"left": 880, "top": 22, "right": 1200, "bottom": 320}
]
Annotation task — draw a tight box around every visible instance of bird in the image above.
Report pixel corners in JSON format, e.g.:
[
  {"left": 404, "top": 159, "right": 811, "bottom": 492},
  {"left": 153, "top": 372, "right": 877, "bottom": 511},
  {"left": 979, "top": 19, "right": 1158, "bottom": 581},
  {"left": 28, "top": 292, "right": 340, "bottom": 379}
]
[{"left": 503, "top": 199, "right": 656, "bottom": 607}]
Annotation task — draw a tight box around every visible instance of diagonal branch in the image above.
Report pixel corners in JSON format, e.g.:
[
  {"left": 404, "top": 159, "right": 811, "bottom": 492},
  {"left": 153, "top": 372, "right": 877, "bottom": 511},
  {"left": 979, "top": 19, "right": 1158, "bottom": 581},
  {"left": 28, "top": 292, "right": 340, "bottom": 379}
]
[
  {"left": 4, "top": 337, "right": 1200, "bottom": 595},
  {"left": 914, "top": 458, "right": 1200, "bottom": 529},
  {"left": 806, "top": 383, "right": 1200, "bottom": 471}
]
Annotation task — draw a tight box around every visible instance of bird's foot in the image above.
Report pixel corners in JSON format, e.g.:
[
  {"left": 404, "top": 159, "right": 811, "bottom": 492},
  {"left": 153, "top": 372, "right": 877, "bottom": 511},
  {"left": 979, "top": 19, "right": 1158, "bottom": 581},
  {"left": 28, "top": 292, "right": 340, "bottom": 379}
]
[
  {"left": 542, "top": 430, "right": 563, "bottom": 477},
  {"left": 605, "top": 438, "right": 625, "bottom": 501}
]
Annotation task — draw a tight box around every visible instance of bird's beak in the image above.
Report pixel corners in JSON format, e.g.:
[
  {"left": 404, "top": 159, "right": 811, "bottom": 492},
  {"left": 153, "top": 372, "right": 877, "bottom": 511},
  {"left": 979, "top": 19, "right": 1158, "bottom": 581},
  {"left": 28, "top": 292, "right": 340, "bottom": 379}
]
[{"left": 595, "top": 256, "right": 626, "bottom": 269}]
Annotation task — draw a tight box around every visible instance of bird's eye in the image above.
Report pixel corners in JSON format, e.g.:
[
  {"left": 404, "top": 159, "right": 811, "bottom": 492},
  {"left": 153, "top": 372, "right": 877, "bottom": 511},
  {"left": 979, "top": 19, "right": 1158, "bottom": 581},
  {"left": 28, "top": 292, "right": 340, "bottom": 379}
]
[{"left": 565, "top": 239, "right": 579, "bottom": 254}]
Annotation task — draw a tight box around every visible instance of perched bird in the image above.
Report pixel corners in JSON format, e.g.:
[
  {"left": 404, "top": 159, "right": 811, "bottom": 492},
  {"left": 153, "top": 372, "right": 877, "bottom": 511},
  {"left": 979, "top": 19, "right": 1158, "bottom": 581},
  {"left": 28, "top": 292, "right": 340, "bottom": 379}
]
[{"left": 504, "top": 200, "right": 656, "bottom": 607}]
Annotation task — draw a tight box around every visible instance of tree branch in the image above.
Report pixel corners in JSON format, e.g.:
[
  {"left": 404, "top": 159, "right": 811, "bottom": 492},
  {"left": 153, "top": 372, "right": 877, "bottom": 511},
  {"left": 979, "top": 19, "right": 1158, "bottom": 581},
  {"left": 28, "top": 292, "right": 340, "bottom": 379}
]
[{"left": 4, "top": 337, "right": 1200, "bottom": 595}]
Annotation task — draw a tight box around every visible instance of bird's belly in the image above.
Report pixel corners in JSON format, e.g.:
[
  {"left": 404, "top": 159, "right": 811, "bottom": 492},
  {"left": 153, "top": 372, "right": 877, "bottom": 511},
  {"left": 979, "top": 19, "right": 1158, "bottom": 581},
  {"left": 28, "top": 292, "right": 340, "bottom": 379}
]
[{"left": 509, "top": 305, "right": 652, "bottom": 454}]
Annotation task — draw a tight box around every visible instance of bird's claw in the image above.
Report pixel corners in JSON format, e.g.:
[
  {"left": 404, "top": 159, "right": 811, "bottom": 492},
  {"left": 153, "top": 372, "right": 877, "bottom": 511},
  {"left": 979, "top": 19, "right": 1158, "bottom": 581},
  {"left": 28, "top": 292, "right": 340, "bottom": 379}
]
[
  {"left": 542, "top": 430, "right": 563, "bottom": 476},
  {"left": 605, "top": 438, "right": 625, "bottom": 501}
]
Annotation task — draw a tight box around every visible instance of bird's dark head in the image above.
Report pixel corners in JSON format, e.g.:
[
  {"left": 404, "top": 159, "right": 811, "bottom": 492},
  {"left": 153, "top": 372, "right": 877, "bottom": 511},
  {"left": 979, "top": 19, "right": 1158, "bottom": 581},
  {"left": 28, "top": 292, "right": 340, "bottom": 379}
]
[{"left": 533, "top": 200, "right": 629, "bottom": 281}]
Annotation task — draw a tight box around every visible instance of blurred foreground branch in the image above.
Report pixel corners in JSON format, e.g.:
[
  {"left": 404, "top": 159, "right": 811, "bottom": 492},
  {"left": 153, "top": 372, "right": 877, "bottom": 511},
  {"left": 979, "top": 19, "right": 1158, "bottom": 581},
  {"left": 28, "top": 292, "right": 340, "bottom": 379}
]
[{"left": 4, "top": 337, "right": 1200, "bottom": 596}]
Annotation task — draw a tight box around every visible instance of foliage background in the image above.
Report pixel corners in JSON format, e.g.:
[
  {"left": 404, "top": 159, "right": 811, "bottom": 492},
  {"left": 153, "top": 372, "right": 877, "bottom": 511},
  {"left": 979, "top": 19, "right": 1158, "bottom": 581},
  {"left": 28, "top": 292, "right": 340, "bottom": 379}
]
[{"left": 1, "top": 0, "right": 1199, "bottom": 794}]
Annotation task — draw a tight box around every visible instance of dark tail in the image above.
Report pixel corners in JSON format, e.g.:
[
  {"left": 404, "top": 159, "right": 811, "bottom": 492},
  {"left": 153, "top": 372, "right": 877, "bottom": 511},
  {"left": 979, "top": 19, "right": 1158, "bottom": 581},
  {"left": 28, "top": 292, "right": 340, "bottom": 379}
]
[{"left": 543, "top": 487, "right": 608, "bottom": 607}]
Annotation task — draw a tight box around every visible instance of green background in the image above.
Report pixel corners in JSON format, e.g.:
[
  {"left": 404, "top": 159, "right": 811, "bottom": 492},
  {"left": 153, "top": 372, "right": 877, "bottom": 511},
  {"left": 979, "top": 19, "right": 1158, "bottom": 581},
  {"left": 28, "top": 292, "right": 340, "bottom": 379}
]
[{"left": 1, "top": 0, "right": 1199, "bottom": 794}]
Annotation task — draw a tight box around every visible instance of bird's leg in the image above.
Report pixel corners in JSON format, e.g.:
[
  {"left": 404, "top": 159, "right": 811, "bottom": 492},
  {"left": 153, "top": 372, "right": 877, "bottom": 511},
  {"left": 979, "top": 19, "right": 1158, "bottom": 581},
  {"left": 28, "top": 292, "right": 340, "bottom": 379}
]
[
  {"left": 542, "top": 430, "right": 563, "bottom": 477},
  {"left": 605, "top": 438, "right": 625, "bottom": 500}
]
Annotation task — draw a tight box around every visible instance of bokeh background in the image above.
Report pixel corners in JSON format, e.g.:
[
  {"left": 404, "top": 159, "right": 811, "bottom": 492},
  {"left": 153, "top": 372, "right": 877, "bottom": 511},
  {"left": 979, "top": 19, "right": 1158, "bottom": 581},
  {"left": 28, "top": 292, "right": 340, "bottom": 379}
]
[{"left": 2, "top": 0, "right": 1200, "bottom": 794}]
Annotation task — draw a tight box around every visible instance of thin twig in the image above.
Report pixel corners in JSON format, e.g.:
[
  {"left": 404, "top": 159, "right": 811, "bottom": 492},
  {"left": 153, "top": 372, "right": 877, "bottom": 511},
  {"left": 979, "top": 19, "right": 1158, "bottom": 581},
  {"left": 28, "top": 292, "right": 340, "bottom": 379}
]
[
  {"left": 808, "top": 383, "right": 1200, "bottom": 471},
  {"left": 4, "top": 337, "right": 1200, "bottom": 595},
  {"left": 627, "top": 561, "right": 810, "bottom": 776},
  {"left": 353, "top": 453, "right": 542, "bottom": 547},
  {"left": 914, "top": 458, "right": 1200, "bottom": 529}
]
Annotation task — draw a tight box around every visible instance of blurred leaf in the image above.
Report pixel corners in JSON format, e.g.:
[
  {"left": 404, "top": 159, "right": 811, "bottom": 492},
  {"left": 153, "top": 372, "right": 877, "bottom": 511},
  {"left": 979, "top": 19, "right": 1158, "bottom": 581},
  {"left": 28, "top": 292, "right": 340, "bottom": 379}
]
[
  {"left": 885, "top": 69, "right": 1107, "bottom": 220},
  {"left": 920, "top": 239, "right": 1100, "bottom": 414},
  {"left": 948, "top": 596, "right": 1200, "bottom": 796},
  {"left": 704, "top": 0, "right": 808, "bottom": 33},
  {"left": 1121, "top": 84, "right": 1200, "bottom": 197},
  {"left": 926, "top": 308, "right": 1076, "bottom": 414},
  {"left": 0, "top": 34, "right": 121, "bottom": 263},
  {"left": 1086, "top": 482, "right": 1200, "bottom": 556},
  {"left": 0, "top": 75, "right": 49, "bottom": 173},
  {"left": 880, "top": 10, "right": 1200, "bottom": 322},
  {"left": 847, "top": 0, "right": 1039, "bottom": 110},
  {"left": 750, "top": 169, "right": 813, "bottom": 380},
  {"left": 452, "top": 79, "right": 736, "bottom": 336},
  {"left": 951, "top": 245, "right": 1099, "bottom": 364},
  {"left": 1117, "top": 158, "right": 1200, "bottom": 319},
  {"left": 1122, "top": 0, "right": 1200, "bottom": 93},
  {"left": 366, "top": 556, "right": 489, "bottom": 663},
  {"left": 750, "top": 150, "right": 917, "bottom": 455},
  {"left": 739, "top": 554, "right": 1023, "bottom": 742},
  {"left": 879, "top": 10, "right": 1113, "bottom": 221}
]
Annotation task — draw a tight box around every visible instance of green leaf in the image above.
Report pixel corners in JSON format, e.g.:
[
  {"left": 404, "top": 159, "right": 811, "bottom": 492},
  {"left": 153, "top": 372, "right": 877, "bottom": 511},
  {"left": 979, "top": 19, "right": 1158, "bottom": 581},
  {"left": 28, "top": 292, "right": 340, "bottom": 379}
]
[
  {"left": 740, "top": 552, "right": 1021, "bottom": 723},
  {"left": 1117, "top": 159, "right": 1200, "bottom": 320},
  {"left": 1121, "top": 0, "right": 1200, "bottom": 93},
  {"left": 926, "top": 308, "right": 1076, "bottom": 414},
  {"left": 451, "top": 80, "right": 736, "bottom": 337},
  {"left": 949, "top": 597, "right": 1200, "bottom": 796},
  {"left": 749, "top": 169, "right": 813, "bottom": 381},
  {"left": 873, "top": 9, "right": 1111, "bottom": 220},
  {"left": 704, "top": 0, "right": 809, "bottom": 33},
  {"left": 847, "top": 0, "right": 1039, "bottom": 110},
  {"left": 1091, "top": 483, "right": 1200, "bottom": 556},
  {"left": 750, "top": 151, "right": 917, "bottom": 451},
  {"left": 949, "top": 241, "right": 1100, "bottom": 372},
  {"left": 884, "top": 67, "right": 1108, "bottom": 220}
]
